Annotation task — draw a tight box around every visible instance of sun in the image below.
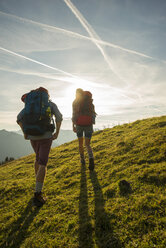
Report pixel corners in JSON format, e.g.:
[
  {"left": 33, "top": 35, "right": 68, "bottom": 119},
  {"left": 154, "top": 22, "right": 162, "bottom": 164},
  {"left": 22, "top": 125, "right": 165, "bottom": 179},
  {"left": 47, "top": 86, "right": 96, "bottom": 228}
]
[{"left": 51, "top": 76, "right": 101, "bottom": 118}]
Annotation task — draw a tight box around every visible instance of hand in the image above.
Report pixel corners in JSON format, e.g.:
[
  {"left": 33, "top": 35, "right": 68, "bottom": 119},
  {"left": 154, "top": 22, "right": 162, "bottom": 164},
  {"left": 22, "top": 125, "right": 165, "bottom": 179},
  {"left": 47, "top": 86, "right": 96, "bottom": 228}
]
[
  {"left": 73, "top": 126, "right": 76, "bottom": 133},
  {"left": 52, "top": 132, "right": 59, "bottom": 140}
]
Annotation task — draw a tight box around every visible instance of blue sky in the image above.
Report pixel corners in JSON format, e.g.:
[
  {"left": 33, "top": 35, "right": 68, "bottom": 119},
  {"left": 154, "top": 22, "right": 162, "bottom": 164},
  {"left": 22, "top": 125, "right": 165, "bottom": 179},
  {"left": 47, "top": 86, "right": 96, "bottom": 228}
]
[{"left": 0, "top": 0, "right": 166, "bottom": 130}]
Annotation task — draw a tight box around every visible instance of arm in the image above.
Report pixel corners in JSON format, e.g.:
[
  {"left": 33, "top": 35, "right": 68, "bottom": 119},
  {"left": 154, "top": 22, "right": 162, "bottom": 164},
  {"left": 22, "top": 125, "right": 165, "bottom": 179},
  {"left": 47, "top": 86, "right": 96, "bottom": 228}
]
[
  {"left": 92, "top": 104, "right": 97, "bottom": 124},
  {"left": 52, "top": 121, "right": 62, "bottom": 140},
  {"left": 50, "top": 102, "right": 63, "bottom": 140},
  {"left": 72, "top": 122, "right": 76, "bottom": 133},
  {"left": 17, "top": 121, "right": 28, "bottom": 140},
  {"left": 72, "top": 101, "right": 77, "bottom": 132},
  {"left": 16, "top": 109, "right": 28, "bottom": 139}
]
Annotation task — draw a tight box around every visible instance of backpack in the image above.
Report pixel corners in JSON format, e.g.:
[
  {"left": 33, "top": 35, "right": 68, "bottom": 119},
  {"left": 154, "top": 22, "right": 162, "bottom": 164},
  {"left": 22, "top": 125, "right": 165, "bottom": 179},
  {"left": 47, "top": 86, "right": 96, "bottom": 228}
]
[
  {"left": 22, "top": 88, "right": 55, "bottom": 135},
  {"left": 76, "top": 91, "right": 93, "bottom": 126}
]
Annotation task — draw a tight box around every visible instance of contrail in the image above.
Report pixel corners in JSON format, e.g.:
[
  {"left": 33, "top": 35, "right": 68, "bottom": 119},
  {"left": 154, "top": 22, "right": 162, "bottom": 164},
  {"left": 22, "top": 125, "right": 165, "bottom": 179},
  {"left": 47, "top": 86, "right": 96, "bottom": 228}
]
[
  {"left": 0, "top": 7, "right": 144, "bottom": 103},
  {"left": 1, "top": 10, "right": 164, "bottom": 108},
  {"left": 0, "top": 46, "right": 139, "bottom": 102},
  {"left": 64, "top": 0, "right": 144, "bottom": 101},
  {"left": 64, "top": 1, "right": 120, "bottom": 71},
  {"left": 0, "top": 62, "right": 106, "bottom": 88},
  {"left": 0, "top": 46, "right": 108, "bottom": 87},
  {"left": 63, "top": 0, "right": 133, "bottom": 86},
  {"left": 0, "top": 46, "right": 76, "bottom": 78},
  {"left": 0, "top": 65, "right": 69, "bottom": 81},
  {"left": 0, "top": 46, "right": 110, "bottom": 89},
  {"left": 0, "top": 10, "right": 164, "bottom": 62}
]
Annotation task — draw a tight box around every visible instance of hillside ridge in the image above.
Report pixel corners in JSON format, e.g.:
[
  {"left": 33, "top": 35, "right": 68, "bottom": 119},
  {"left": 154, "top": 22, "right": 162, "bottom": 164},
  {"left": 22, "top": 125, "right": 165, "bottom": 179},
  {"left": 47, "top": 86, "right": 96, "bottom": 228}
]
[{"left": 0, "top": 115, "right": 166, "bottom": 248}]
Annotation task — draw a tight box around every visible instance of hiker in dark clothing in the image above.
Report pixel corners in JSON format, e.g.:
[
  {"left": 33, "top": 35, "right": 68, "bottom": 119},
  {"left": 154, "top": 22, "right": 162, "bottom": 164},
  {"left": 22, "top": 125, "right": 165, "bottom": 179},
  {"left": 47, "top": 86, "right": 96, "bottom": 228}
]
[
  {"left": 72, "top": 88, "right": 96, "bottom": 170},
  {"left": 17, "top": 87, "right": 63, "bottom": 206}
]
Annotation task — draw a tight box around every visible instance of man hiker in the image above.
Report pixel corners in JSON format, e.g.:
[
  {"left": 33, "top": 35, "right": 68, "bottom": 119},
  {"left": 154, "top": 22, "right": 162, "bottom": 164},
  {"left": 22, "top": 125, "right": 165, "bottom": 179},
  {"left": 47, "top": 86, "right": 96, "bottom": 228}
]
[
  {"left": 72, "top": 88, "right": 96, "bottom": 170},
  {"left": 17, "top": 87, "right": 63, "bottom": 207}
]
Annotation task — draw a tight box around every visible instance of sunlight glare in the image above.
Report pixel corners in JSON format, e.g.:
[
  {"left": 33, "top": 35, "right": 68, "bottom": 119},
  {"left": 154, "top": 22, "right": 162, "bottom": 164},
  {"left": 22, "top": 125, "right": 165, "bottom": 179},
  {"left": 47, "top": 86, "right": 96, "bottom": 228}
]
[{"left": 62, "top": 77, "right": 97, "bottom": 117}]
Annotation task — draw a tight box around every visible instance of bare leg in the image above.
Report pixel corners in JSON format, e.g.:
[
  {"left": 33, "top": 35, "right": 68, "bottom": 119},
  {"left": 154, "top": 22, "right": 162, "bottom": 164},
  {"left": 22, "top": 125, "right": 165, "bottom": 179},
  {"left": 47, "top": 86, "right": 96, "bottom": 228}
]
[
  {"left": 78, "top": 137, "right": 85, "bottom": 164},
  {"left": 34, "top": 161, "right": 39, "bottom": 177},
  {"left": 31, "top": 139, "right": 52, "bottom": 205},
  {"left": 85, "top": 137, "right": 93, "bottom": 159},
  {"left": 34, "top": 164, "right": 47, "bottom": 206},
  {"left": 36, "top": 164, "right": 47, "bottom": 183},
  {"left": 78, "top": 137, "right": 84, "bottom": 156},
  {"left": 85, "top": 137, "right": 94, "bottom": 170}
]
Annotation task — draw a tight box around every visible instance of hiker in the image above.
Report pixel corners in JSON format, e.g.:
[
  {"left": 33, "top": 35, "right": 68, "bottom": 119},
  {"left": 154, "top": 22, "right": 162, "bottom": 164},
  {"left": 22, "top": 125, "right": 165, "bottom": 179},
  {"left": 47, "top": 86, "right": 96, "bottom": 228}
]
[
  {"left": 72, "top": 88, "right": 96, "bottom": 170},
  {"left": 17, "top": 87, "right": 63, "bottom": 206}
]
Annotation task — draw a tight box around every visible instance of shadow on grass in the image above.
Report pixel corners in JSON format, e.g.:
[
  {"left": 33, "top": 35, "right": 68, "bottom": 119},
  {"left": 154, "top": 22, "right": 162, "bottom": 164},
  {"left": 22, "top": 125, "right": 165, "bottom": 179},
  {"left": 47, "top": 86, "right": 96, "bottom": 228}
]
[
  {"left": 79, "top": 163, "right": 94, "bottom": 248},
  {"left": 90, "top": 171, "right": 123, "bottom": 248},
  {"left": 0, "top": 199, "right": 41, "bottom": 248}
]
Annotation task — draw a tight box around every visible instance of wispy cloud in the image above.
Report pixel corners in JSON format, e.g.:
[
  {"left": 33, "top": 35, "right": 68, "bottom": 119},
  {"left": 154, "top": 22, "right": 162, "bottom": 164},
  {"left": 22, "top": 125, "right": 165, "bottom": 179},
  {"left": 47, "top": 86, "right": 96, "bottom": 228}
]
[
  {"left": 0, "top": 10, "right": 82, "bottom": 53},
  {"left": 0, "top": 1, "right": 165, "bottom": 130},
  {"left": 63, "top": 0, "right": 135, "bottom": 86},
  {"left": 0, "top": 46, "right": 111, "bottom": 92},
  {"left": 63, "top": 1, "right": 166, "bottom": 65},
  {"left": 0, "top": 46, "right": 76, "bottom": 77},
  {"left": 0, "top": 46, "right": 142, "bottom": 104},
  {"left": 63, "top": 0, "right": 151, "bottom": 105},
  {"left": 0, "top": 10, "right": 164, "bottom": 62}
]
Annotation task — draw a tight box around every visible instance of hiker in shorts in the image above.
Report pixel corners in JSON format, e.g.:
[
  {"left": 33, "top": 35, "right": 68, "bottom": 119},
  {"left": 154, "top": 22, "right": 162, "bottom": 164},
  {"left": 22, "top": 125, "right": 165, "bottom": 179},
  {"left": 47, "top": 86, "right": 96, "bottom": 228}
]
[
  {"left": 72, "top": 88, "right": 96, "bottom": 170},
  {"left": 17, "top": 87, "right": 63, "bottom": 207}
]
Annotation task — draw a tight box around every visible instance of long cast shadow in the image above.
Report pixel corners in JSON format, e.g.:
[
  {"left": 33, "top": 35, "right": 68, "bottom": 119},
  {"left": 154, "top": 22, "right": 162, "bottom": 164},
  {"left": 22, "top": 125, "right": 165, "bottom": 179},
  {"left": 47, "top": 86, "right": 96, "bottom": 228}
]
[
  {"left": 79, "top": 163, "right": 94, "bottom": 248},
  {"left": 0, "top": 199, "right": 41, "bottom": 248},
  {"left": 90, "top": 171, "right": 123, "bottom": 248}
]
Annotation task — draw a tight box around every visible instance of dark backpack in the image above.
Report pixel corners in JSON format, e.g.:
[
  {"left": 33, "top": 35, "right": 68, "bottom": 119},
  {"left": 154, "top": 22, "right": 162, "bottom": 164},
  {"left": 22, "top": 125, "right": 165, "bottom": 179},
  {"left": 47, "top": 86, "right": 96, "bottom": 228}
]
[
  {"left": 22, "top": 88, "right": 54, "bottom": 135},
  {"left": 76, "top": 91, "right": 93, "bottom": 126}
]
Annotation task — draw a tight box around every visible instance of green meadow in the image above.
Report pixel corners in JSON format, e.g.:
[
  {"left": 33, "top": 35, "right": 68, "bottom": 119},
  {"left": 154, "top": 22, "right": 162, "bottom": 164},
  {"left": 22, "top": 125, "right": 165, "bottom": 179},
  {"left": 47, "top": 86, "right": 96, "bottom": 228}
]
[{"left": 0, "top": 115, "right": 166, "bottom": 248}]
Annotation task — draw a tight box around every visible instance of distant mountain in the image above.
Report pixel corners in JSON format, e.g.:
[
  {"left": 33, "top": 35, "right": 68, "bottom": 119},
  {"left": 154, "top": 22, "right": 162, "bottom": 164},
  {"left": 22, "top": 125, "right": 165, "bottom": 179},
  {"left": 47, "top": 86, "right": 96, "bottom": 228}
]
[
  {"left": 15, "top": 129, "right": 76, "bottom": 146},
  {"left": 0, "top": 129, "right": 33, "bottom": 162},
  {"left": 15, "top": 130, "right": 23, "bottom": 135},
  {"left": 53, "top": 129, "right": 76, "bottom": 146},
  {"left": 0, "top": 129, "right": 76, "bottom": 162}
]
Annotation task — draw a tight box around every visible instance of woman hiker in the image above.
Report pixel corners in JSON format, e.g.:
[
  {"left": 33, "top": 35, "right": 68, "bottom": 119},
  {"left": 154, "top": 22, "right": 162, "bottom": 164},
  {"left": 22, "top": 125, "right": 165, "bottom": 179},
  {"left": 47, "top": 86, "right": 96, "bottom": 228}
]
[
  {"left": 17, "top": 87, "right": 63, "bottom": 207},
  {"left": 72, "top": 88, "right": 96, "bottom": 171}
]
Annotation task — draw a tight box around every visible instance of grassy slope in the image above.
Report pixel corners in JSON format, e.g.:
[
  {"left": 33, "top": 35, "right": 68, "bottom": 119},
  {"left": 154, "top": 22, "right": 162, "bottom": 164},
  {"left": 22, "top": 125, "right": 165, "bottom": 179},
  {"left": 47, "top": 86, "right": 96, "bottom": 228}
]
[{"left": 0, "top": 116, "right": 166, "bottom": 248}]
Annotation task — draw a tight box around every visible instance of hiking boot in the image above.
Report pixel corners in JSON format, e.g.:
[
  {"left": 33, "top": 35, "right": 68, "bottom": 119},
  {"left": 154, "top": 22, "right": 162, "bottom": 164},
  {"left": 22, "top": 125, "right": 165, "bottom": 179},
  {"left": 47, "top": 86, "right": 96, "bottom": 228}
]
[
  {"left": 33, "top": 192, "right": 46, "bottom": 207},
  {"left": 80, "top": 158, "right": 86, "bottom": 166},
  {"left": 89, "top": 158, "right": 95, "bottom": 171}
]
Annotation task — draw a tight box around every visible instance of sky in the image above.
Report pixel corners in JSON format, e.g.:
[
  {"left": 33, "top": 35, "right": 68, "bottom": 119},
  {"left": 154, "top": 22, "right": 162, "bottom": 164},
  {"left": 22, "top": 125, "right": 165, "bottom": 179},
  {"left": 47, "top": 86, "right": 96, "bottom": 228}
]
[{"left": 0, "top": 0, "right": 166, "bottom": 130}]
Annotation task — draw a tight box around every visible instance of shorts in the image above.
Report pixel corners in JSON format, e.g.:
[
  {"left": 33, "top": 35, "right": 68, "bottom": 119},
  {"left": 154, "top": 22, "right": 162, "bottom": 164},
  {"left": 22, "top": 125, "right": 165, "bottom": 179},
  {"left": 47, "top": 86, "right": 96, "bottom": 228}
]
[
  {"left": 30, "top": 138, "right": 52, "bottom": 166},
  {"left": 76, "top": 125, "right": 93, "bottom": 139}
]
